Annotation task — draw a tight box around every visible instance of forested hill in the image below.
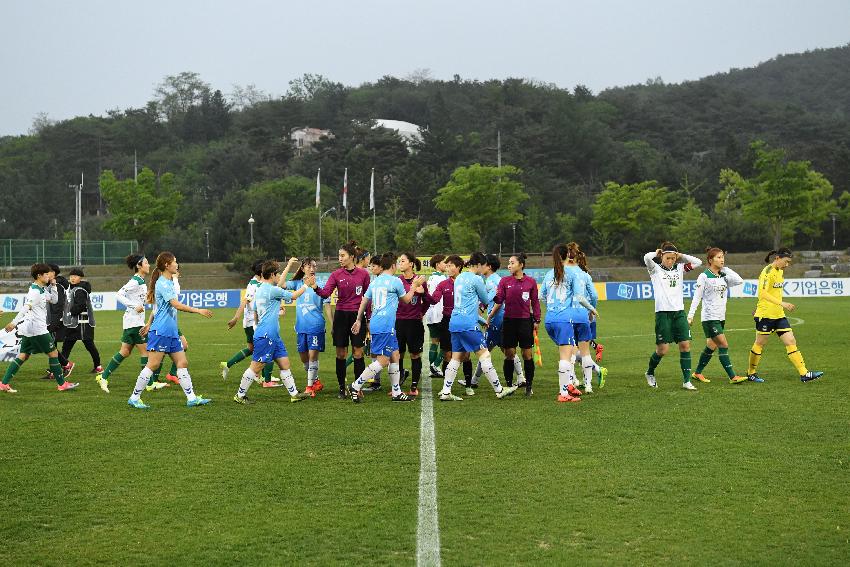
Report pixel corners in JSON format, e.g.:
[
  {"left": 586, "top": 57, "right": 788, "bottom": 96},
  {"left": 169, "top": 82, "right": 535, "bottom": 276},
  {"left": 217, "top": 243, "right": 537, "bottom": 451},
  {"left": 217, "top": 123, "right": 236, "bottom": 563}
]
[{"left": 1, "top": 43, "right": 848, "bottom": 261}]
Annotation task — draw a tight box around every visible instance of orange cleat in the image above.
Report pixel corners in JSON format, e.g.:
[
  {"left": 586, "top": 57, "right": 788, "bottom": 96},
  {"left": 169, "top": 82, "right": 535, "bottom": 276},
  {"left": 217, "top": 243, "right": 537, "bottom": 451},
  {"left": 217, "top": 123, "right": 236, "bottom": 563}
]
[
  {"left": 312, "top": 379, "right": 324, "bottom": 393},
  {"left": 594, "top": 343, "right": 604, "bottom": 363},
  {"left": 567, "top": 384, "right": 583, "bottom": 397},
  {"left": 57, "top": 381, "right": 79, "bottom": 391},
  {"left": 557, "top": 394, "right": 581, "bottom": 403},
  {"left": 407, "top": 389, "right": 419, "bottom": 397},
  {"left": 304, "top": 385, "right": 315, "bottom": 397},
  {"left": 691, "top": 372, "right": 711, "bottom": 383},
  {"left": 165, "top": 374, "right": 180, "bottom": 385}
]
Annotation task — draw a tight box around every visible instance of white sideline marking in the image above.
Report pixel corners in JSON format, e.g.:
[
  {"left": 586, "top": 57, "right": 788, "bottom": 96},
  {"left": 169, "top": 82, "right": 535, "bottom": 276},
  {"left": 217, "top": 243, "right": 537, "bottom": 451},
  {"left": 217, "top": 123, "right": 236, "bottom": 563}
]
[{"left": 416, "top": 369, "right": 441, "bottom": 566}]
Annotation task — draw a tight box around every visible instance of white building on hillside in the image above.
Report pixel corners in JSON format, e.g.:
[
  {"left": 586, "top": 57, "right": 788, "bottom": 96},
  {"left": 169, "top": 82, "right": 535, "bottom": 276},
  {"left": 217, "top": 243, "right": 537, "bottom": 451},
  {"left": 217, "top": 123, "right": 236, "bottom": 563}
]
[{"left": 291, "top": 127, "right": 334, "bottom": 157}]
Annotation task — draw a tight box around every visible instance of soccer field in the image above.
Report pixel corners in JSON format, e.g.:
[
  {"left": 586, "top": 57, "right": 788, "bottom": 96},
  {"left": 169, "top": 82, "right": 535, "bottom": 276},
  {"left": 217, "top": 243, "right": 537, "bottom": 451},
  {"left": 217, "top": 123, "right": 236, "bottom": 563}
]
[{"left": 1, "top": 298, "right": 848, "bottom": 566}]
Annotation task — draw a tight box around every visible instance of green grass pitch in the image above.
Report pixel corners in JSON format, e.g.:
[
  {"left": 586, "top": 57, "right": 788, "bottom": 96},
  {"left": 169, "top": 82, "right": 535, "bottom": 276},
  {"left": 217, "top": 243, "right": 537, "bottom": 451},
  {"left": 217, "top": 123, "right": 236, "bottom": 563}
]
[{"left": 1, "top": 298, "right": 848, "bottom": 565}]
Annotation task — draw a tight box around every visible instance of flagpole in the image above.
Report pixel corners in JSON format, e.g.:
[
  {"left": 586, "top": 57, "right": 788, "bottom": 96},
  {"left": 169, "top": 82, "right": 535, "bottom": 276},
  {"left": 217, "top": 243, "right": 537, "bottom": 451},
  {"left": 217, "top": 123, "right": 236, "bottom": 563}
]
[
  {"left": 316, "top": 168, "right": 321, "bottom": 259},
  {"left": 343, "top": 167, "right": 349, "bottom": 242},
  {"left": 371, "top": 168, "right": 376, "bottom": 254}
]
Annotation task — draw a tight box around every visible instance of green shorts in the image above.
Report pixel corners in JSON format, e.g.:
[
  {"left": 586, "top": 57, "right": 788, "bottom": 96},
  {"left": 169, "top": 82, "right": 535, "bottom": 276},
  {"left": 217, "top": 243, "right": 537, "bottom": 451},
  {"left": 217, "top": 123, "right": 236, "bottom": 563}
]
[
  {"left": 702, "top": 320, "right": 725, "bottom": 339},
  {"left": 655, "top": 311, "right": 691, "bottom": 344},
  {"left": 244, "top": 326, "right": 255, "bottom": 343},
  {"left": 20, "top": 333, "right": 57, "bottom": 355},
  {"left": 121, "top": 326, "right": 146, "bottom": 346}
]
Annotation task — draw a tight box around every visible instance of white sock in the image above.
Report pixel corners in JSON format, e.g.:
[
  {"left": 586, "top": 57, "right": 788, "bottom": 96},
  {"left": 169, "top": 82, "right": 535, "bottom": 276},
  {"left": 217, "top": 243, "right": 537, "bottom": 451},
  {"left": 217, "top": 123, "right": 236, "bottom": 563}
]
[
  {"left": 353, "top": 361, "right": 382, "bottom": 391},
  {"left": 307, "top": 361, "right": 318, "bottom": 386},
  {"left": 372, "top": 358, "right": 383, "bottom": 381},
  {"left": 514, "top": 354, "right": 524, "bottom": 378},
  {"left": 480, "top": 357, "right": 502, "bottom": 393},
  {"left": 281, "top": 369, "right": 298, "bottom": 396},
  {"left": 441, "top": 359, "right": 460, "bottom": 394},
  {"left": 389, "top": 362, "right": 401, "bottom": 395},
  {"left": 558, "top": 360, "right": 570, "bottom": 397},
  {"left": 177, "top": 367, "right": 196, "bottom": 401},
  {"left": 582, "top": 355, "right": 594, "bottom": 386},
  {"left": 473, "top": 361, "right": 483, "bottom": 379},
  {"left": 238, "top": 369, "right": 256, "bottom": 398},
  {"left": 131, "top": 367, "right": 153, "bottom": 401}
]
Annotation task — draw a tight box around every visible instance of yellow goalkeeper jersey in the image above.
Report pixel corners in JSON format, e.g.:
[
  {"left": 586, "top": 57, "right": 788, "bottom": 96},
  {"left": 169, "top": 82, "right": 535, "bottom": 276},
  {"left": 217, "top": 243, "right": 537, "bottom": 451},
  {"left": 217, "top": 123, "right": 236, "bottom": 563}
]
[{"left": 754, "top": 264, "right": 785, "bottom": 319}]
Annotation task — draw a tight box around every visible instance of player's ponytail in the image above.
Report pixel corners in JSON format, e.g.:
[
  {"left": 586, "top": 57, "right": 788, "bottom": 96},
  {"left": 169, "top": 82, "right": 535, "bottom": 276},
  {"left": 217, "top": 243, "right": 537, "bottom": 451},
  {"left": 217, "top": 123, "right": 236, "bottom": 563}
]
[
  {"left": 552, "top": 244, "right": 569, "bottom": 285},
  {"left": 146, "top": 251, "right": 175, "bottom": 304},
  {"left": 125, "top": 253, "right": 145, "bottom": 272},
  {"left": 764, "top": 250, "right": 778, "bottom": 263},
  {"left": 767, "top": 247, "right": 793, "bottom": 263},
  {"left": 379, "top": 252, "right": 397, "bottom": 271},
  {"left": 577, "top": 250, "right": 589, "bottom": 273}
]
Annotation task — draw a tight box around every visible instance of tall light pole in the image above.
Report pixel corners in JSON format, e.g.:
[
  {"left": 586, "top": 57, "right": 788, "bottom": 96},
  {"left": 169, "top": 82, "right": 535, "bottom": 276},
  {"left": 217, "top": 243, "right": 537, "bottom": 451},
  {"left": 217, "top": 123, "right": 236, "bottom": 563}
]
[
  {"left": 512, "top": 222, "right": 517, "bottom": 254},
  {"left": 319, "top": 206, "right": 335, "bottom": 260},
  {"left": 830, "top": 213, "right": 838, "bottom": 247},
  {"left": 204, "top": 227, "right": 210, "bottom": 261},
  {"left": 69, "top": 173, "right": 83, "bottom": 265},
  {"left": 248, "top": 214, "right": 255, "bottom": 250}
]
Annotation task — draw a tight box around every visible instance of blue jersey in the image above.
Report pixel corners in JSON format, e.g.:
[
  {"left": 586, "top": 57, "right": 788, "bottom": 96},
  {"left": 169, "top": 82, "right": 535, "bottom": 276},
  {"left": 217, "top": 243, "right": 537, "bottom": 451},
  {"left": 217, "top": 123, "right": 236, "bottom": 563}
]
[
  {"left": 254, "top": 282, "right": 294, "bottom": 339},
  {"left": 151, "top": 276, "right": 179, "bottom": 337},
  {"left": 449, "top": 271, "right": 489, "bottom": 332},
  {"left": 286, "top": 278, "right": 328, "bottom": 334},
  {"left": 540, "top": 267, "right": 583, "bottom": 324},
  {"left": 484, "top": 272, "right": 504, "bottom": 326},
  {"left": 365, "top": 273, "right": 407, "bottom": 334}
]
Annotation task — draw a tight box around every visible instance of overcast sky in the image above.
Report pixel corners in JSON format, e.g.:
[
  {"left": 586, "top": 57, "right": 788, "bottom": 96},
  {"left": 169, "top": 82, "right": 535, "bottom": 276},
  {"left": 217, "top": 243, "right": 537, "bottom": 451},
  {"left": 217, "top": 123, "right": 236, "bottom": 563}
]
[{"left": 1, "top": 0, "right": 848, "bottom": 136}]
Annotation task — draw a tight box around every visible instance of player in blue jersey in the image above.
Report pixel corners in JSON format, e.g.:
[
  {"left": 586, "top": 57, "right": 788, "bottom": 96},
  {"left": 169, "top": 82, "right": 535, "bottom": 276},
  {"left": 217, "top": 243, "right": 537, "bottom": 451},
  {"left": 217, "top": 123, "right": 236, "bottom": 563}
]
[
  {"left": 127, "top": 252, "right": 212, "bottom": 409},
  {"left": 437, "top": 252, "right": 518, "bottom": 401},
  {"left": 233, "top": 259, "right": 315, "bottom": 405},
  {"left": 577, "top": 252, "right": 608, "bottom": 388},
  {"left": 562, "top": 243, "right": 605, "bottom": 393},
  {"left": 348, "top": 253, "right": 424, "bottom": 402},
  {"left": 541, "top": 243, "right": 598, "bottom": 403},
  {"left": 286, "top": 257, "right": 331, "bottom": 396}
]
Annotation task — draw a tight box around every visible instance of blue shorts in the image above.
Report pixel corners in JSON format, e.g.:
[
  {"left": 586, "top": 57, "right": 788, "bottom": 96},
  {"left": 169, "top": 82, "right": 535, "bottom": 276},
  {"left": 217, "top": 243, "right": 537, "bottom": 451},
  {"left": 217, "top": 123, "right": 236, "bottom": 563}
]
[
  {"left": 370, "top": 331, "right": 399, "bottom": 357},
  {"left": 253, "top": 336, "right": 288, "bottom": 363},
  {"left": 297, "top": 332, "right": 326, "bottom": 353},
  {"left": 485, "top": 325, "right": 503, "bottom": 349},
  {"left": 451, "top": 329, "right": 487, "bottom": 353},
  {"left": 146, "top": 331, "right": 184, "bottom": 353},
  {"left": 545, "top": 321, "right": 576, "bottom": 346},
  {"left": 572, "top": 322, "right": 592, "bottom": 343},
  {"left": 590, "top": 320, "right": 597, "bottom": 340}
]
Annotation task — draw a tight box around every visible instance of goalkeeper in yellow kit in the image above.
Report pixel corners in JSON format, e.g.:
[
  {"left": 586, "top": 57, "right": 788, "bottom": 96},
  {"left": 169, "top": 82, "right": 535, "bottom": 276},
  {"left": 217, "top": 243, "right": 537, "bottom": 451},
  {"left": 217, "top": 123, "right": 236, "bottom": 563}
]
[{"left": 747, "top": 248, "right": 823, "bottom": 383}]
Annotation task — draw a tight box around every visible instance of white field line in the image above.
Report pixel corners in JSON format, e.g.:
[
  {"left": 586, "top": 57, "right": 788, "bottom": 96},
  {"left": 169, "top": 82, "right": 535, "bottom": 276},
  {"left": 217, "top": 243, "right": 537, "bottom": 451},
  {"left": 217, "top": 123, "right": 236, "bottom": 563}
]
[{"left": 416, "top": 331, "right": 441, "bottom": 567}]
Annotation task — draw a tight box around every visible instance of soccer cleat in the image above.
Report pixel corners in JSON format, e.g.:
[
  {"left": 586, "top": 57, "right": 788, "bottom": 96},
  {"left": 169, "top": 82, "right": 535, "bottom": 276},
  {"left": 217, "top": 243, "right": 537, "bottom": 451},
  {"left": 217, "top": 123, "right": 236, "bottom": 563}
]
[
  {"left": 270, "top": 376, "right": 281, "bottom": 383},
  {"left": 470, "top": 381, "right": 479, "bottom": 389},
  {"left": 220, "top": 362, "right": 229, "bottom": 380},
  {"left": 304, "top": 384, "right": 316, "bottom": 397},
  {"left": 595, "top": 342, "right": 605, "bottom": 363},
  {"left": 63, "top": 361, "right": 75, "bottom": 378},
  {"left": 57, "top": 381, "right": 79, "bottom": 391},
  {"left": 567, "top": 384, "right": 582, "bottom": 397},
  {"left": 801, "top": 371, "right": 824, "bottom": 382},
  {"left": 90, "top": 365, "right": 103, "bottom": 374},
  {"left": 165, "top": 374, "right": 180, "bottom": 385},
  {"left": 391, "top": 392, "right": 415, "bottom": 402},
  {"left": 0, "top": 383, "right": 18, "bottom": 393},
  {"left": 362, "top": 378, "right": 382, "bottom": 392},
  {"left": 516, "top": 378, "right": 526, "bottom": 388},
  {"left": 187, "top": 396, "right": 212, "bottom": 407},
  {"left": 429, "top": 363, "right": 443, "bottom": 377},
  {"left": 465, "top": 387, "right": 475, "bottom": 396},
  {"left": 457, "top": 378, "right": 468, "bottom": 387},
  {"left": 583, "top": 382, "right": 594, "bottom": 394},
  {"left": 645, "top": 373, "right": 657, "bottom": 388},
  {"left": 407, "top": 388, "right": 419, "bottom": 396},
  {"left": 747, "top": 373, "right": 764, "bottom": 383},
  {"left": 262, "top": 381, "right": 283, "bottom": 388},
  {"left": 40, "top": 370, "right": 53, "bottom": 380},
  {"left": 145, "top": 382, "right": 167, "bottom": 392},
  {"left": 691, "top": 372, "right": 710, "bottom": 383},
  {"left": 556, "top": 394, "right": 580, "bottom": 403},
  {"left": 349, "top": 385, "right": 363, "bottom": 403},
  {"left": 597, "top": 366, "right": 608, "bottom": 389},
  {"left": 525, "top": 388, "right": 533, "bottom": 397},
  {"left": 96, "top": 375, "right": 110, "bottom": 393},
  {"left": 290, "top": 392, "right": 311, "bottom": 403},
  {"left": 337, "top": 388, "right": 348, "bottom": 399},
  {"left": 127, "top": 398, "right": 149, "bottom": 409},
  {"left": 312, "top": 379, "right": 324, "bottom": 393},
  {"left": 233, "top": 394, "right": 254, "bottom": 405},
  {"left": 439, "top": 392, "right": 463, "bottom": 401},
  {"left": 682, "top": 381, "right": 698, "bottom": 391},
  {"left": 496, "top": 385, "right": 518, "bottom": 399},
  {"left": 729, "top": 375, "right": 747, "bottom": 384}
]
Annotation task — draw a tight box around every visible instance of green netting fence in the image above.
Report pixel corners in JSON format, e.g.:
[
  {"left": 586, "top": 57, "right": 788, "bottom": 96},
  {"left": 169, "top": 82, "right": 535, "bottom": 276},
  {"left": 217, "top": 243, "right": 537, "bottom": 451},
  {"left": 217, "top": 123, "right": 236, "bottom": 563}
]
[{"left": 0, "top": 239, "right": 138, "bottom": 267}]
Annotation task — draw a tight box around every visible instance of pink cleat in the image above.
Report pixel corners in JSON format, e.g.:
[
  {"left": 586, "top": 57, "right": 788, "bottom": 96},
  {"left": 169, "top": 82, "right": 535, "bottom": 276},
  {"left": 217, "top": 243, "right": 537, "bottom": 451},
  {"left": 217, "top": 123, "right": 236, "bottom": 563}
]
[{"left": 57, "top": 381, "right": 79, "bottom": 391}]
